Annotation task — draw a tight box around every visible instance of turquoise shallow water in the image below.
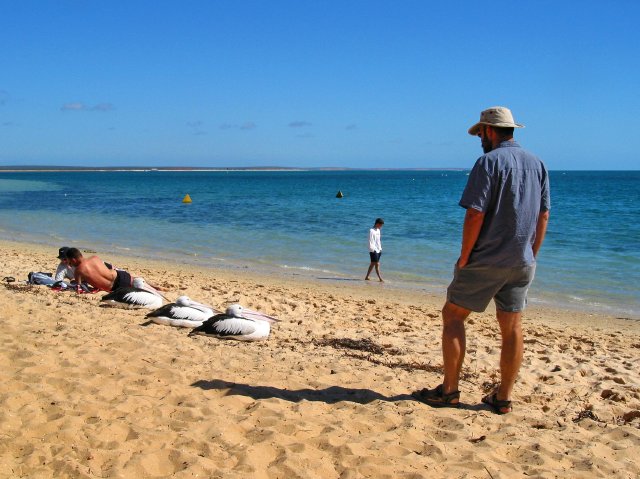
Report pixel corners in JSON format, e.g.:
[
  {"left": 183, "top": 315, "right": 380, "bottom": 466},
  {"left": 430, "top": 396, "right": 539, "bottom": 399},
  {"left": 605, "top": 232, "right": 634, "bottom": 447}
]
[{"left": 0, "top": 169, "right": 638, "bottom": 317}]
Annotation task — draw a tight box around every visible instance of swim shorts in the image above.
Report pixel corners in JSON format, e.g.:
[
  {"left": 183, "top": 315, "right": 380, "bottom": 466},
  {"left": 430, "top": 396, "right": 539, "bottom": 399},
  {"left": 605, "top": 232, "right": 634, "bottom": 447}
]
[
  {"left": 112, "top": 269, "right": 133, "bottom": 291},
  {"left": 446, "top": 262, "right": 536, "bottom": 313},
  {"left": 369, "top": 252, "right": 382, "bottom": 263}
]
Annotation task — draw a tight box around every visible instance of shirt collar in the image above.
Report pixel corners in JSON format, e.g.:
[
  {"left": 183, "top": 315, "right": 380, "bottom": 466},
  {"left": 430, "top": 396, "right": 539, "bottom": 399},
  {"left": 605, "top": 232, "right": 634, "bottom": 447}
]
[{"left": 498, "top": 140, "right": 520, "bottom": 148}]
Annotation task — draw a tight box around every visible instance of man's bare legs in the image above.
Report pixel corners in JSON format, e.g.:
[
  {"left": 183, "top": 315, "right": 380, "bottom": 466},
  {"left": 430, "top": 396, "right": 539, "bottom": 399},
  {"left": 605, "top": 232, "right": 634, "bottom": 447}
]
[
  {"left": 365, "top": 262, "right": 383, "bottom": 282},
  {"left": 441, "top": 301, "right": 472, "bottom": 394},
  {"left": 365, "top": 263, "right": 374, "bottom": 280},
  {"left": 441, "top": 301, "right": 523, "bottom": 405},
  {"left": 495, "top": 309, "right": 523, "bottom": 401}
]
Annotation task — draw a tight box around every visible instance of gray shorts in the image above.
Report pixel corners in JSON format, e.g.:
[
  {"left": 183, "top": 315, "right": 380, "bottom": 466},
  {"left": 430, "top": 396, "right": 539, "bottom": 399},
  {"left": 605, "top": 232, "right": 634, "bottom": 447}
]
[{"left": 446, "top": 262, "right": 536, "bottom": 313}]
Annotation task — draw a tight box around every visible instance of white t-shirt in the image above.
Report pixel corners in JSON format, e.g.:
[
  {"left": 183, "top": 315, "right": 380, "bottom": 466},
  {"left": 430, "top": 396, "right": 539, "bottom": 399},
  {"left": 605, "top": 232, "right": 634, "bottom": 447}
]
[
  {"left": 54, "top": 263, "right": 75, "bottom": 282},
  {"left": 368, "top": 227, "right": 382, "bottom": 253}
]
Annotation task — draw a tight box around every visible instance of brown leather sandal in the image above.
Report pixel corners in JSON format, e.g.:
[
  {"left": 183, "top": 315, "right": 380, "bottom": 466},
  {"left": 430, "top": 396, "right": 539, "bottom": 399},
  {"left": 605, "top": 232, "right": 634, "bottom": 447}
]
[
  {"left": 481, "top": 391, "right": 512, "bottom": 414},
  {"left": 412, "top": 384, "right": 460, "bottom": 408}
]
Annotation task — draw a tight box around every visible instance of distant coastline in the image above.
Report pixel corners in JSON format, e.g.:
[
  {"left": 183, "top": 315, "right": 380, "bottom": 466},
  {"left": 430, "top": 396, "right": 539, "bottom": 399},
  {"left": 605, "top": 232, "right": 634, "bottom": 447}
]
[
  {"left": 2, "top": 166, "right": 637, "bottom": 173},
  {"left": 0, "top": 165, "right": 468, "bottom": 172}
]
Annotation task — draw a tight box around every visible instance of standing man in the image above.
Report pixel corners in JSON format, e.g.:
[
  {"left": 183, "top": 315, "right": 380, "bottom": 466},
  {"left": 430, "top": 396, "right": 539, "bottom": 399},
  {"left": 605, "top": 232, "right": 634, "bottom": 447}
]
[
  {"left": 413, "top": 107, "right": 550, "bottom": 414},
  {"left": 365, "top": 218, "right": 384, "bottom": 282}
]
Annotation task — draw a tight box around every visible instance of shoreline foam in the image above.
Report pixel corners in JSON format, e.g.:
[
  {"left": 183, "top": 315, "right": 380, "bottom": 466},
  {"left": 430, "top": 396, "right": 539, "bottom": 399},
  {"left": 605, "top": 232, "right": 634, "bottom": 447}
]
[{"left": 3, "top": 232, "right": 638, "bottom": 320}]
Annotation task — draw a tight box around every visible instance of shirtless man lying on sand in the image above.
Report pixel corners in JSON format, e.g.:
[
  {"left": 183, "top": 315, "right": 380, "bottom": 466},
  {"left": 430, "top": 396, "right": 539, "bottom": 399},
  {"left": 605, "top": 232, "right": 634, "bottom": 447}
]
[{"left": 65, "top": 248, "right": 165, "bottom": 292}]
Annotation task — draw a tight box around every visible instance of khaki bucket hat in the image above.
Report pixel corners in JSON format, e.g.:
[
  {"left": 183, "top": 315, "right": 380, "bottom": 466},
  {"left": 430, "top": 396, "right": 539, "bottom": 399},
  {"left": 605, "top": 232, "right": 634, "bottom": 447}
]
[{"left": 468, "top": 106, "right": 524, "bottom": 136}]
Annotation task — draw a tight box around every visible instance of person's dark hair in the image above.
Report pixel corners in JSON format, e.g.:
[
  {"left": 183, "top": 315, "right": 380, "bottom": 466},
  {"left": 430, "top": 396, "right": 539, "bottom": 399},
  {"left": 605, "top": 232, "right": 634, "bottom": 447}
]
[
  {"left": 65, "top": 247, "right": 83, "bottom": 260},
  {"left": 492, "top": 126, "right": 514, "bottom": 139},
  {"left": 374, "top": 218, "right": 384, "bottom": 225}
]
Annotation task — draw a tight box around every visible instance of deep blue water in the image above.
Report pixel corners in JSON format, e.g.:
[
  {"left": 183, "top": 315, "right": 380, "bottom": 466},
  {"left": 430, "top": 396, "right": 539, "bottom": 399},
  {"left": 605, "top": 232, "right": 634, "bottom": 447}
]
[{"left": 0, "top": 169, "right": 638, "bottom": 316}]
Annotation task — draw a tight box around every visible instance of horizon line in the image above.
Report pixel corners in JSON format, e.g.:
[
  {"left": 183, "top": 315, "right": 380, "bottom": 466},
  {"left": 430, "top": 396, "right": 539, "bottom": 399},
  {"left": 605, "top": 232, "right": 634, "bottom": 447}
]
[
  {"left": 1, "top": 165, "right": 638, "bottom": 172},
  {"left": 0, "top": 165, "right": 468, "bottom": 172}
]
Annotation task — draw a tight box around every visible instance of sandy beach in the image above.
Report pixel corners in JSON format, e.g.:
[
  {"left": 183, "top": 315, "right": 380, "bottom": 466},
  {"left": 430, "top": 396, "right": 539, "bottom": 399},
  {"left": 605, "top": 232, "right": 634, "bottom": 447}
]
[{"left": 1, "top": 239, "right": 638, "bottom": 478}]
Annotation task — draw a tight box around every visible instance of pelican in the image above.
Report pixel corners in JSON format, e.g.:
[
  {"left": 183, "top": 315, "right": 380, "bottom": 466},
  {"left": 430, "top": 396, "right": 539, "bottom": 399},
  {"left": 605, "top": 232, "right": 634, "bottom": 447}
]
[
  {"left": 145, "top": 296, "right": 219, "bottom": 328},
  {"left": 100, "top": 277, "right": 165, "bottom": 309},
  {"left": 189, "top": 304, "right": 279, "bottom": 341},
  {"left": 132, "top": 277, "right": 167, "bottom": 299}
]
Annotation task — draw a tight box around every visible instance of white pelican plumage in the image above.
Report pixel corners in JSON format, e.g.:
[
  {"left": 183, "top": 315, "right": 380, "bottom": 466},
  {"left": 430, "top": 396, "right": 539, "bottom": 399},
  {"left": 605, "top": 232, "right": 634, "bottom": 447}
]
[
  {"left": 145, "top": 296, "right": 218, "bottom": 328},
  {"left": 189, "top": 304, "right": 279, "bottom": 341},
  {"left": 100, "top": 277, "right": 165, "bottom": 309}
]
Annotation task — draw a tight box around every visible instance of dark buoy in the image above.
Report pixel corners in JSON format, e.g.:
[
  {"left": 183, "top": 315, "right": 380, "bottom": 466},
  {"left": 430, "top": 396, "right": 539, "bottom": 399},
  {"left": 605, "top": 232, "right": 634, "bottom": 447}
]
[{"left": 336, "top": 190, "right": 344, "bottom": 198}]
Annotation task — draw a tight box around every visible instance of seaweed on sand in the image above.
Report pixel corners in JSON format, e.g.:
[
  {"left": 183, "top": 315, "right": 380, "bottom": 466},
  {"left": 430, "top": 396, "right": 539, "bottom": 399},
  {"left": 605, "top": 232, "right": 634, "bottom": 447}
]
[{"left": 312, "top": 337, "right": 476, "bottom": 380}]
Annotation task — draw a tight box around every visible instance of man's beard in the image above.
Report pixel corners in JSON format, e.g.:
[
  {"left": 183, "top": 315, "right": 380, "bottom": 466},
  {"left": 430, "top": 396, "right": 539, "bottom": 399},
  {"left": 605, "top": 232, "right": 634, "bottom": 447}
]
[{"left": 481, "top": 136, "right": 493, "bottom": 153}]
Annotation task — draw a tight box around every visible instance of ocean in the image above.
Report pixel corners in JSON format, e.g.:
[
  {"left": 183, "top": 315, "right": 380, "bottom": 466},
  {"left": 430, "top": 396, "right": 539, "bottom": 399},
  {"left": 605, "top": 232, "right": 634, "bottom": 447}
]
[{"left": 0, "top": 169, "right": 638, "bottom": 317}]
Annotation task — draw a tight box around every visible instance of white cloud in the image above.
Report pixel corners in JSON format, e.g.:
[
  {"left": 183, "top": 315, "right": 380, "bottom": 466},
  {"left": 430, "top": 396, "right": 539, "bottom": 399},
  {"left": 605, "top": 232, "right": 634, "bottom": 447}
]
[
  {"left": 219, "top": 121, "right": 257, "bottom": 130},
  {"left": 61, "top": 102, "right": 86, "bottom": 111},
  {"left": 288, "top": 120, "right": 312, "bottom": 128},
  {"left": 60, "top": 102, "right": 114, "bottom": 112},
  {"left": 91, "top": 103, "right": 114, "bottom": 112}
]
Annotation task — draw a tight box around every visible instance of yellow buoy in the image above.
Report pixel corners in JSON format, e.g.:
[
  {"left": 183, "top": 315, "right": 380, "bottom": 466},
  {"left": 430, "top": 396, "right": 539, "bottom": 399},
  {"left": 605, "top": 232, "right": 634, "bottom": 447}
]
[
  {"left": 336, "top": 190, "right": 344, "bottom": 198},
  {"left": 182, "top": 194, "right": 192, "bottom": 203}
]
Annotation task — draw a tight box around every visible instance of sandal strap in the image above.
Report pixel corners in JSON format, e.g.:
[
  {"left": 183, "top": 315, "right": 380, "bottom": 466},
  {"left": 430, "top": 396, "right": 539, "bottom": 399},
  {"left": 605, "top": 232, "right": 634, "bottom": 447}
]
[
  {"left": 490, "top": 393, "right": 511, "bottom": 408},
  {"left": 482, "top": 391, "right": 512, "bottom": 413},
  {"left": 435, "top": 384, "right": 460, "bottom": 401}
]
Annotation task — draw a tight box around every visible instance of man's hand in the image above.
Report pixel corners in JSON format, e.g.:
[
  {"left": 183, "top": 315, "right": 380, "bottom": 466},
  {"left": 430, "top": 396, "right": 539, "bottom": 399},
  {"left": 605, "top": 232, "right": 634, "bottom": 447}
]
[
  {"left": 459, "top": 208, "right": 485, "bottom": 268},
  {"left": 533, "top": 210, "right": 550, "bottom": 257}
]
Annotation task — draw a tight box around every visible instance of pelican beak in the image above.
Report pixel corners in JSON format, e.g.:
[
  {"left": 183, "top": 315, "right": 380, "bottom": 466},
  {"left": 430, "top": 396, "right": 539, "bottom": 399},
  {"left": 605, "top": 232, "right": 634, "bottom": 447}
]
[
  {"left": 241, "top": 309, "right": 280, "bottom": 323},
  {"left": 140, "top": 283, "right": 169, "bottom": 301},
  {"left": 190, "top": 300, "right": 213, "bottom": 312}
]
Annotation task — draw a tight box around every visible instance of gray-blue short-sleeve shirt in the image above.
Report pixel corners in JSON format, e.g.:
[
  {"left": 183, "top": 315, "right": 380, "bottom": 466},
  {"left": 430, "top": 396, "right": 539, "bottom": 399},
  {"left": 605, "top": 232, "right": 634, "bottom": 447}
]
[{"left": 460, "top": 141, "right": 550, "bottom": 267}]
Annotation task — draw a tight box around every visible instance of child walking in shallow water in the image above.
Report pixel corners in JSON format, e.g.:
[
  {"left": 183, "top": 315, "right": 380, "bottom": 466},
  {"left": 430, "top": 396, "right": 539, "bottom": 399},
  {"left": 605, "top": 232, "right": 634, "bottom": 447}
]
[{"left": 365, "top": 218, "right": 384, "bottom": 282}]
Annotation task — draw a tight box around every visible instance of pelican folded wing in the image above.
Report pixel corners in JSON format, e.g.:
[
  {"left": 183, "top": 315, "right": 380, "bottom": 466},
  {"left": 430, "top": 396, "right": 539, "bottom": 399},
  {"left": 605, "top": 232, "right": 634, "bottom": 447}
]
[{"left": 189, "top": 313, "right": 270, "bottom": 341}]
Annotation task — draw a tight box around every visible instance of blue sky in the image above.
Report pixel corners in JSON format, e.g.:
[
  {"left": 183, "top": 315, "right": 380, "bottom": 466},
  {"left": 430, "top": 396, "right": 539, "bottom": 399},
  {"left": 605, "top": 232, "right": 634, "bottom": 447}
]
[{"left": 1, "top": 1, "right": 638, "bottom": 169}]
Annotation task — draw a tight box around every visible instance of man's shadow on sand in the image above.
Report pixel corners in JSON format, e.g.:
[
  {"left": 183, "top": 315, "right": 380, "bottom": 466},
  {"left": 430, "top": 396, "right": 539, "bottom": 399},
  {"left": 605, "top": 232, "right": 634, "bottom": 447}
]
[
  {"left": 191, "top": 379, "right": 412, "bottom": 404},
  {"left": 191, "top": 379, "right": 486, "bottom": 411}
]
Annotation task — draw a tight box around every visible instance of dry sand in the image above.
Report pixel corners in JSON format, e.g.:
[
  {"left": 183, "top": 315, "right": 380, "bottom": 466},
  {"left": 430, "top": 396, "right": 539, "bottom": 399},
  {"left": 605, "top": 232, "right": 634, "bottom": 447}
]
[{"left": 1, "top": 239, "right": 639, "bottom": 478}]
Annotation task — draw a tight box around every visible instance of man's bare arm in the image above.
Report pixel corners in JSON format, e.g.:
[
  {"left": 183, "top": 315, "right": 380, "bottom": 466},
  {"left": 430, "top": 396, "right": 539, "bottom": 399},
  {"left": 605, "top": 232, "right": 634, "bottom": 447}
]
[
  {"left": 533, "top": 210, "right": 550, "bottom": 258},
  {"left": 458, "top": 207, "right": 485, "bottom": 268},
  {"left": 73, "top": 269, "right": 84, "bottom": 292}
]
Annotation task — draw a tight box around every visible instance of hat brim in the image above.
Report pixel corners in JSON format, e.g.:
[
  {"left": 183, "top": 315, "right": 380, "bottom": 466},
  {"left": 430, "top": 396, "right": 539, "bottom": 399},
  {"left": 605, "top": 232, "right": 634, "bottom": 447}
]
[{"left": 468, "top": 122, "right": 524, "bottom": 136}]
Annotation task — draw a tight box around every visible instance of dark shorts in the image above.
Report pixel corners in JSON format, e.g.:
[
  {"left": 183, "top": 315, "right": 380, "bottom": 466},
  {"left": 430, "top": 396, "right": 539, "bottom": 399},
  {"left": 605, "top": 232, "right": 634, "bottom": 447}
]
[
  {"left": 447, "top": 262, "right": 536, "bottom": 313},
  {"left": 369, "top": 252, "right": 382, "bottom": 263},
  {"left": 112, "top": 269, "right": 133, "bottom": 291}
]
